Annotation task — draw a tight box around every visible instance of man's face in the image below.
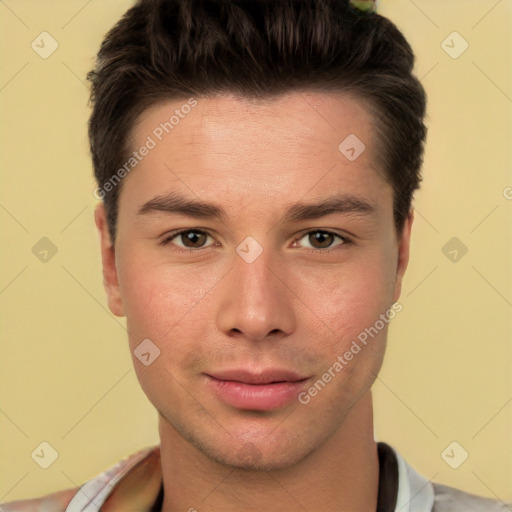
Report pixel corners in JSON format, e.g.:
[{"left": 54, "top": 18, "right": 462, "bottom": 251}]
[{"left": 96, "top": 92, "right": 412, "bottom": 470}]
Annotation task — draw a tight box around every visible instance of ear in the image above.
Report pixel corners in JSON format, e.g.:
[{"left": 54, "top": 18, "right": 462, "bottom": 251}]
[
  {"left": 392, "top": 209, "right": 414, "bottom": 303},
  {"left": 94, "top": 203, "right": 125, "bottom": 317}
]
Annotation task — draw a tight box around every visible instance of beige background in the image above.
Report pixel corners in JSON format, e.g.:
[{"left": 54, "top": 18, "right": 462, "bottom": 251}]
[{"left": 1, "top": 0, "right": 511, "bottom": 504}]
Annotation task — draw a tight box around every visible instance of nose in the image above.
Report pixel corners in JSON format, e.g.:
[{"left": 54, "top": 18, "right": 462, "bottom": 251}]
[{"left": 215, "top": 247, "right": 296, "bottom": 342}]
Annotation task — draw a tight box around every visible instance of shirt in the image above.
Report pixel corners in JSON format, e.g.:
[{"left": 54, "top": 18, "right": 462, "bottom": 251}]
[{"left": 1, "top": 442, "right": 510, "bottom": 511}]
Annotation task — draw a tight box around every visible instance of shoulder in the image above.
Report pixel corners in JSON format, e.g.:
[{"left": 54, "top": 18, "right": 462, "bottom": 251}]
[
  {"left": 0, "top": 445, "right": 160, "bottom": 512},
  {"left": 389, "top": 443, "right": 511, "bottom": 512},
  {"left": 0, "top": 488, "right": 76, "bottom": 512},
  {"left": 433, "top": 482, "right": 512, "bottom": 511}
]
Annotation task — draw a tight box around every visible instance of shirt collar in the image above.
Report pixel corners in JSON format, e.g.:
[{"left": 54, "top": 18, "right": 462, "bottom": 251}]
[{"left": 394, "top": 447, "right": 435, "bottom": 511}]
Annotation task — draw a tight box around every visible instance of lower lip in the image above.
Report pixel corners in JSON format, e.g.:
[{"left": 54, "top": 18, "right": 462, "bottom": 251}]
[{"left": 206, "top": 376, "right": 308, "bottom": 411}]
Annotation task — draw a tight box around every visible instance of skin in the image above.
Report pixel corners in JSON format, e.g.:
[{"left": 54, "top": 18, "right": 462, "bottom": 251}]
[{"left": 95, "top": 91, "right": 413, "bottom": 512}]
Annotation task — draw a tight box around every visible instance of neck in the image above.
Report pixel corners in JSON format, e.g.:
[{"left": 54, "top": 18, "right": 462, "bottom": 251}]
[{"left": 159, "top": 392, "right": 379, "bottom": 512}]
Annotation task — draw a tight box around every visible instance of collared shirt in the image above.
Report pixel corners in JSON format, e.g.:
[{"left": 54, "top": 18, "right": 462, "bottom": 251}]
[{"left": 2, "top": 442, "right": 510, "bottom": 511}]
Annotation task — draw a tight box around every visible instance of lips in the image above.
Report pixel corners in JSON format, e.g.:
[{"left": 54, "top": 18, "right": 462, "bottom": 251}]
[
  {"left": 204, "top": 368, "right": 310, "bottom": 411},
  {"left": 207, "top": 369, "right": 308, "bottom": 385}
]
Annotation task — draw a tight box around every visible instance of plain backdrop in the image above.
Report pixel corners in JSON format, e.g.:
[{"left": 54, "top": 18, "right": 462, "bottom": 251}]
[{"left": 0, "top": 0, "right": 511, "bottom": 503}]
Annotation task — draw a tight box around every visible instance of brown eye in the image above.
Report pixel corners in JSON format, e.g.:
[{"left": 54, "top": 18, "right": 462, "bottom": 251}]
[
  {"left": 162, "top": 230, "right": 213, "bottom": 250},
  {"left": 309, "top": 231, "right": 336, "bottom": 249},
  {"left": 297, "top": 230, "right": 347, "bottom": 252},
  {"left": 179, "top": 231, "right": 209, "bottom": 248}
]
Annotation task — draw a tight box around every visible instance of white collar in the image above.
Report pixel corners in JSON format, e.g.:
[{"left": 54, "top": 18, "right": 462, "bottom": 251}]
[{"left": 393, "top": 446, "right": 434, "bottom": 511}]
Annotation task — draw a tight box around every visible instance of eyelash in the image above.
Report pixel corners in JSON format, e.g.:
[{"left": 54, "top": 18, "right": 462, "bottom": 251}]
[{"left": 160, "top": 229, "right": 352, "bottom": 254}]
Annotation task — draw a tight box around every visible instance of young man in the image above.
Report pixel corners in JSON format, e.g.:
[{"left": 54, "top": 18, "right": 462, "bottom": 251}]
[{"left": 2, "top": 0, "right": 510, "bottom": 511}]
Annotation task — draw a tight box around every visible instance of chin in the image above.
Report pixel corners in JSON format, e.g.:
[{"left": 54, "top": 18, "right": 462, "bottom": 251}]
[{"left": 196, "top": 434, "right": 316, "bottom": 472}]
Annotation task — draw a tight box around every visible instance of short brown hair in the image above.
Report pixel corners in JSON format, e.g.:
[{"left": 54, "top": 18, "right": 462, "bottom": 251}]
[{"left": 88, "top": 0, "right": 427, "bottom": 243}]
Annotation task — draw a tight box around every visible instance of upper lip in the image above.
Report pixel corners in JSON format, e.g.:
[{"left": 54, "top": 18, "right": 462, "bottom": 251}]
[{"left": 206, "top": 369, "right": 309, "bottom": 385}]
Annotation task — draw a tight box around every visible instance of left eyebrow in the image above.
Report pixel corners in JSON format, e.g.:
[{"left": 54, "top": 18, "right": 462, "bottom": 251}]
[
  {"left": 281, "top": 195, "right": 376, "bottom": 223},
  {"left": 136, "top": 191, "right": 376, "bottom": 223}
]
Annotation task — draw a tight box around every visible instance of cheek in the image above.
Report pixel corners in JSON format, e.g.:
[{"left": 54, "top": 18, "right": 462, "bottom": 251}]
[
  {"left": 118, "top": 262, "right": 210, "bottom": 401},
  {"left": 297, "top": 263, "right": 395, "bottom": 405},
  {"left": 118, "top": 256, "right": 219, "bottom": 353},
  {"left": 296, "top": 249, "right": 398, "bottom": 346}
]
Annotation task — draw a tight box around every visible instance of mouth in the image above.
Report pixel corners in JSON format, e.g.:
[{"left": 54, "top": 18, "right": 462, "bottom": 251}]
[{"left": 204, "top": 368, "right": 310, "bottom": 411}]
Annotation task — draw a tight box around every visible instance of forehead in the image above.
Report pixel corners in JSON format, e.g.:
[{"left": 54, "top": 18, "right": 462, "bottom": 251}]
[
  {"left": 120, "top": 91, "right": 391, "bottom": 224},
  {"left": 133, "top": 91, "right": 377, "bottom": 162}
]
